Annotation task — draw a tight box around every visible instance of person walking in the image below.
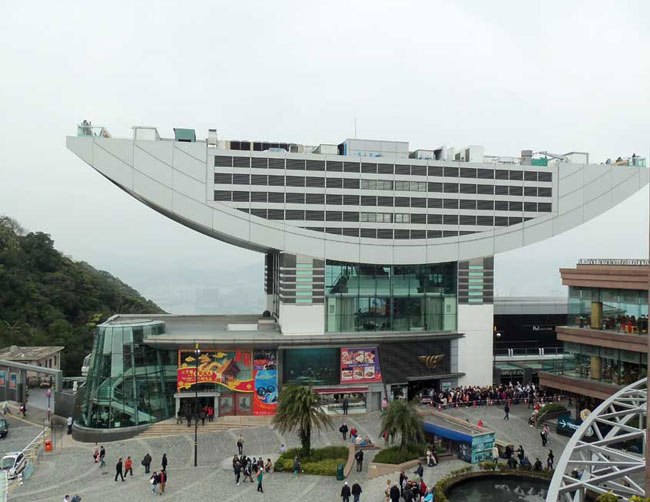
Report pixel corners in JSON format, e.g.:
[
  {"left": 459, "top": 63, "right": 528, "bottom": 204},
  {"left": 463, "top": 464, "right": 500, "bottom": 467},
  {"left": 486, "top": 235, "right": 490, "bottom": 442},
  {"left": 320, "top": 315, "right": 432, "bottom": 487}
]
[
  {"left": 237, "top": 435, "right": 244, "bottom": 455},
  {"left": 543, "top": 425, "right": 551, "bottom": 445},
  {"left": 143, "top": 453, "right": 152, "bottom": 474},
  {"left": 115, "top": 458, "right": 124, "bottom": 482},
  {"left": 384, "top": 479, "right": 392, "bottom": 502},
  {"left": 186, "top": 409, "right": 192, "bottom": 427},
  {"left": 517, "top": 445, "right": 525, "bottom": 463},
  {"left": 503, "top": 403, "right": 510, "bottom": 420},
  {"left": 150, "top": 471, "right": 159, "bottom": 495},
  {"left": 208, "top": 406, "right": 214, "bottom": 422},
  {"left": 99, "top": 446, "right": 106, "bottom": 469},
  {"left": 67, "top": 416, "right": 73, "bottom": 434},
  {"left": 339, "top": 423, "right": 349, "bottom": 441},
  {"left": 159, "top": 469, "right": 166, "bottom": 494},
  {"left": 243, "top": 459, "right": 254, "bottom": 483},
  {"left": 492, "top": 444, "right": 499, "bottom": 468},
  {"left": 540, "top": 429, "right": 547, "bottom": 447},
  {"left": 413, "top": 461, "right": 423, "bottom": 479},
  {"left": 292, "top": 456, "right": 300, "bottom": 477},
  {"left": 124, "top": 456, "right": 133, "bottom": 476},
  {"left": 200, "top": 408, "right": 206, "bottom": 426},
  {"left": 234, "top": 458, "right": 242, "bottom": 485},
  {"left": 93, "top": 445, "right": 99, "bottom": 464},
  {"left": 351, "top": 480, "right": 362, "bottom": 502},
  {"left": 389, "top": 483, "right": 401, "bottom": 502},
  {"left": 256, "top": 467, "right": 264, "bottom": 493},
  {"left": 340, "top": 481, "right": 351, "bottom": 502},
  {"left": 161, "top": 453, "right": 168, "bottom": 471},
  {"left": 355, "top": 449, "right": 364, "bottom": 472},
  {"left": 343, "top": 398, "right": 349, "bottom": 415},
  {"left": 547, "top": 450, "right": 554, "bottom": 470}
]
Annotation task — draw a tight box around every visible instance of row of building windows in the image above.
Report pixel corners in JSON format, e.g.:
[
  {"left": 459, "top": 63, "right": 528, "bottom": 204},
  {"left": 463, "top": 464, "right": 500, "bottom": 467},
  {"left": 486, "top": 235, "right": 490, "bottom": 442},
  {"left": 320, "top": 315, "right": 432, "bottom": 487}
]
[
  {"left": 214, "top": 173, "right": 552, "bottom": 196},
  {"left": 214, "top": 191, "right": 552, "bottom": 212},
  {"left": 214, "top": 155, "right": 554, "bottom": 182},
  {"left": 236, "top": 207, "right": 534, "bottom": 226},
  {"left": 305, "top": 227, "right": 479, "bottom": 239}
]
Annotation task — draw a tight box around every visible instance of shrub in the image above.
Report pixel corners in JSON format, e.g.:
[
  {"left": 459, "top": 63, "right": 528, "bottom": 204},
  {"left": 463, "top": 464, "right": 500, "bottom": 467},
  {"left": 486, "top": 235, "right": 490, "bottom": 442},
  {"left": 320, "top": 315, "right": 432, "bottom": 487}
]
[
  {"left": 479, "top": 461, "right": 496, "bottom": 471},
  {"left": 596, "top": 492, "right": 621, "bottom": 502},
  {"left": 373, "top": 443, "right": 426, "bottom": 464},
  {"left": 538, "top": 402, "right": 567, "bottom": 415},
  {"left": 273, "top": 446, "right": 348, "bottom": 476}
]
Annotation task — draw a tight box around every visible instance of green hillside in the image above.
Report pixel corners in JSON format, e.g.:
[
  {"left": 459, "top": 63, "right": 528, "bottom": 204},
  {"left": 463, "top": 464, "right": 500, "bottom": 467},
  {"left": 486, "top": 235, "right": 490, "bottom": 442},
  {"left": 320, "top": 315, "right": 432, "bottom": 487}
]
[{"left": 0, "top": 216, "right": 165, "bottom": 375}]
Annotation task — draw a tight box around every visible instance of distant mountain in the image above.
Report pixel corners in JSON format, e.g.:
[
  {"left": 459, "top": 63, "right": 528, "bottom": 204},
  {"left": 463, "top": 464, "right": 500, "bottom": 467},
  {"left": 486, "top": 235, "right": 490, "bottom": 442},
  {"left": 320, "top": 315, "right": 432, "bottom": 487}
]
[{"left": 0, "top": 216, "right": 165, "bottom": 375}]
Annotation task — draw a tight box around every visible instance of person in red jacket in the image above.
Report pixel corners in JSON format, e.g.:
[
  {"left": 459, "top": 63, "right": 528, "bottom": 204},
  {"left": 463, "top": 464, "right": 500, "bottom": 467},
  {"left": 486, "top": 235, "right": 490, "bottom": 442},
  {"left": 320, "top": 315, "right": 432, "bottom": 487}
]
[{"left": 124, "top": 456, "right": 133, "bottom": 476}]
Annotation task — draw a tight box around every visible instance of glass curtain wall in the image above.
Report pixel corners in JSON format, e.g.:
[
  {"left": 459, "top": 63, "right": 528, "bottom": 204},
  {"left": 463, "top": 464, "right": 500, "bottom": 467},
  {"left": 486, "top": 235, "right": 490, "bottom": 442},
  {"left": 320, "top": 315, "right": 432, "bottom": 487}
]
[
  {"left": 80, "top": 321, "right": 176, "bottom": 429},
  {"left": 325, "top": 261, "right": 457, "bottom": 332},
  {"left": 568, "top": 287, "right": 648, "bottom": 332}
]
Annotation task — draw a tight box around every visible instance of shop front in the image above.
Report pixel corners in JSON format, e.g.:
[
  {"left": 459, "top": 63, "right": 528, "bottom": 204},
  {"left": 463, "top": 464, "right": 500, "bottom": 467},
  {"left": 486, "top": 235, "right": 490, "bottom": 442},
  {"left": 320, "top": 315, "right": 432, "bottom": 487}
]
[{"left": 176, "top": 349, "right": 278, "bottom": 417}]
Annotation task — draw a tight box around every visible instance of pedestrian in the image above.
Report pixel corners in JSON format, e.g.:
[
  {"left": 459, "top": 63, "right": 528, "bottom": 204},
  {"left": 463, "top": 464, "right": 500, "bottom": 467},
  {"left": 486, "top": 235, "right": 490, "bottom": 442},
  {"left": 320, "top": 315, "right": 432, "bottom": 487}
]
[
  {"left": 492, "top": 444, "right": 499, "bottom": 468},
  {"left": 99, "top": 446, "right": 106, "bottom": 468},
  {"left": 71, "top": 495, "right": 82, "bottom": 502},
  {"left": 503, "top": 403, "right": 510, "bottom": 420},
  {"left": 150, "top": 471, "right": 159, "bottom": 494},
  {"left": 543, "top": 425, "right": 551, "bottom": 445},
  {"left": 384, "top": 479, "right": 392, "bottom": 502},
  {"left": 540, "top": 430, "right": 547, "bottom": 447},
  {"left": 280, "top": 444, "right": 287, "bottom": 454},
  {"left": 64, "top": 496, "right": 71, "bottom": 502},
  {"left": 115, "top": 457, "right": 124, "bottom": 482},
  {"left": 341, "top": 481, "right": 351, "bottom": 502},
  {"left": 389, "top": 483, "right": 401, "bottom": 502},
  {"left": 125, "top": 456, "right": 133, "bottom": 476},
  {"left": 355, "top": 449, "right": 364, "bottom": 472},
  {"left": 67, "top": 416, "right": 73, "bottom": 434},
  {"left": 176, "top": 409, "right": 183, "bottom": 425},
  {"left": 143, "top": 453, "right": 152, "bottom": 474},
  {"left": 161, "top": 453, "right": 168, "bottom": 471},
  {"left": 19, "top": 402, "right": 26, "bottom": 418},
  {"left": 244, "top": 459, "right": 254, "bottom": 483},
  {"left": 414, "top": 461, "right": 423, "bottom": 479},
  {"left": 237, "top": 435, "right": 244, "bottom": 455},
  {"left": 93, "top": 445, "right": 99, "bottom": 464},
  {"left": 517, "top": 445, "right": 525, "bottom": 462},
  {"left": 293, "top": 456, "right": 300, "bottom": 477},
  {"left": 256, "top": 467, "right": 264, "bottom": 493},
  {"left": 265, "top": 458, "right": 272, "bottom": 473},
  {"left": 340, "top": 423, "right": 349, "bottom": 441},
  {"left": 234, "top": 458, "right": 242, "bottom": 485},
  {"left": 159, "top": 469, "right": 166, "bottom": 494},
  {"left": 200, "top": 408, "right": 206, "bottom": 426},
  {"left": 351, "top": 480, "right": 362, "bottom": 502},
  {"left": 208, "top": 406, "right": 214, "bottom": 422},
  {"left": 547, "top": 450, "right": 554, "bottom": 470},
  {"left": 186, "top": 409, "right": 192, "bottom": 427},
  {"left": 343, "top": 398, "right": 349, "bottom": 415}
]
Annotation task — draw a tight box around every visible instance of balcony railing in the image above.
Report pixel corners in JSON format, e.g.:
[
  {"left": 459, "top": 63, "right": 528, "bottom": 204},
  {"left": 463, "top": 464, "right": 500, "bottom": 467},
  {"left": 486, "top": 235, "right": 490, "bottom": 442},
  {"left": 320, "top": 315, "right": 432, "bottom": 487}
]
[{"left": 77, "top": 123, "right": 111, "bottom": 138}]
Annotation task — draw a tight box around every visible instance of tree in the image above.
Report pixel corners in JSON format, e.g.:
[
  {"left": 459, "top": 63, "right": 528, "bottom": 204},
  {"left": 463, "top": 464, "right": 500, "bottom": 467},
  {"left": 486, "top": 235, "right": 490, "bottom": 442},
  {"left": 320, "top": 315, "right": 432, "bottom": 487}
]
[
  {"left": 272, "top": 385, "right": 333, "bottom": 457},
  {"left": 380, "top": 399, "right": 424, "bottom": 452}
]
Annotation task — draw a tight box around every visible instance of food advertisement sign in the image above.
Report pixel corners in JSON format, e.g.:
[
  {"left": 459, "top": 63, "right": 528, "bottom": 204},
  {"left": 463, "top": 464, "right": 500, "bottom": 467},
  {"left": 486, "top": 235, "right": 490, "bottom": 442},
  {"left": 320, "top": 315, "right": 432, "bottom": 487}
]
[
  {"left": 253, "top": 350, "right": 278, "bottom": 416},
  {"left": 340, "top": 347, "right": 382, "bottom": 383},
  {"left": 177, "top": 350, "right": 253, "bottom": 392}
]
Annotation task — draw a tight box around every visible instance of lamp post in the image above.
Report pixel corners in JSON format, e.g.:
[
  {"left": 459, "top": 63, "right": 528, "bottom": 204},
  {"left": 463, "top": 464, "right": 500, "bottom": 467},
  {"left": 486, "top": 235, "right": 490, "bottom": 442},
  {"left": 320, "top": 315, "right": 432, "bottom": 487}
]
[{"left": 194, "top": 344, "right": 200, "bottom": 467}]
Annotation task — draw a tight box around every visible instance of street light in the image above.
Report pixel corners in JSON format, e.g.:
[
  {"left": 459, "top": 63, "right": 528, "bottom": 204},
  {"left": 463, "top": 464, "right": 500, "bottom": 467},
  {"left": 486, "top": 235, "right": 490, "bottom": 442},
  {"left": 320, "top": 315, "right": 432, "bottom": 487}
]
[{"left": 194, "top": 344, "right": 200, "bottom": 467}]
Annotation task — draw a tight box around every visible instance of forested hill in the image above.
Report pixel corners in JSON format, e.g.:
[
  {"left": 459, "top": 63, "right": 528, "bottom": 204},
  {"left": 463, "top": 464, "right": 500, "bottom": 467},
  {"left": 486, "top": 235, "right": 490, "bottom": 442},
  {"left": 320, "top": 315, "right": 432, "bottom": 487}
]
[{"left": 0, "top": 216, "right": 165, "bottom": 375}]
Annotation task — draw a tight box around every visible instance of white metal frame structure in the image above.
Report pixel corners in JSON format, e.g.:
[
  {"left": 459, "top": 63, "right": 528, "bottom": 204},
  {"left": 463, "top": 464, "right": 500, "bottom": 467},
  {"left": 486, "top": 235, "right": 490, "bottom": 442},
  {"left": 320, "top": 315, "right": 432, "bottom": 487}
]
[{"left": 547, "top": 378, "right": 647, "bottom": 502}]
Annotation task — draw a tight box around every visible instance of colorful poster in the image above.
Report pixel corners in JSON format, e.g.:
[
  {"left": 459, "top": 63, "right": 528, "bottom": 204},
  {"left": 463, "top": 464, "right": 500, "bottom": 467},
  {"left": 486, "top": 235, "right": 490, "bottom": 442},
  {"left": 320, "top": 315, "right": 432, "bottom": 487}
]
[
  {"left": 177, "top": 350, "right": 253, "bottom": 392},
  {"left": 9, "top": 373, "right": 17, "bottom": 390},
  {"left": 0, "top": 371, "right": 5, "bottom": 386},
  {"left": 340, "top": 347, "right": 382, "bottom": 383},
  {"left": 253, "top": 350, "right": 278, "bottom": 416}
]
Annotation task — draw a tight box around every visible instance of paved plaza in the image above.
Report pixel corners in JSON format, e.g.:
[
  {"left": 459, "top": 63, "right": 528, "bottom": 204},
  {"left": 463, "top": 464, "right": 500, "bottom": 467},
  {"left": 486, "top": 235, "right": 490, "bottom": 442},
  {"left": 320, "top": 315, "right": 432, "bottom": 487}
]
[{"left": 10, "top": 402, "right": 569, "bottom": 501}]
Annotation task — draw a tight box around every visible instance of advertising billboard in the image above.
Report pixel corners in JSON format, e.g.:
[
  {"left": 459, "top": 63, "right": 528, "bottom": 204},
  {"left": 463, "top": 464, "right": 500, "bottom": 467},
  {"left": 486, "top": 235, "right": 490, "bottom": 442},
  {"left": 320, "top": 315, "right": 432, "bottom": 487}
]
[
  {"left": 340, "top": 347, "right": 382, "bottom": 384},
  {"left": 253, "top": 350, "right": 278, "bottom": 416},
  {"left": 9, "top": 373, "right": 17, "bottom": 390},
  {"left": 177, "top": 350, "right": 253, "bottom": 392},
  {"left": 0, "top": 371, "right": 5, "bottom": 386}
]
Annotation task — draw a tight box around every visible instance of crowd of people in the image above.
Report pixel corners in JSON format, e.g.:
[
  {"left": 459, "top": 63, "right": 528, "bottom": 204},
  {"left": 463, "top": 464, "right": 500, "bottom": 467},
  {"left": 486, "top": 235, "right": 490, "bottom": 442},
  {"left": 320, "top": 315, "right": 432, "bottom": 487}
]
[
  {"left": 501, "top": 444, "right": 555, "bottom": 473},
  {"left": 232, "top": 452, "right": 270, "bottom": 493},
  {"left": 423, "top": 382, "right": 561, "bottom": 409},
  {"left": 384, "top": 463, "right": 434, "bottom": 502}
]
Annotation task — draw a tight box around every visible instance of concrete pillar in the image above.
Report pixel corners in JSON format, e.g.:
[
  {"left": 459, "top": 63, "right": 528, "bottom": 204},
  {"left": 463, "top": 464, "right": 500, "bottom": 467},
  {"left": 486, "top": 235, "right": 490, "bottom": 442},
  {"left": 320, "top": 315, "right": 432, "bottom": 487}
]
[{"left": 591, "top": 301, "right": 603, "bottom": 329}]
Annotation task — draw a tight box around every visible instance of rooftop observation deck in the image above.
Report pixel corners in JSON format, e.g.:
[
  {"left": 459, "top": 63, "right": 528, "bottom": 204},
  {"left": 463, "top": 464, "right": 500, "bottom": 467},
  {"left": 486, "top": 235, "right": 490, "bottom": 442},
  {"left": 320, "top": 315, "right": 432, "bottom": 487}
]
[{"left": 75, "top": 122, "right": 648, "bottom": 167}]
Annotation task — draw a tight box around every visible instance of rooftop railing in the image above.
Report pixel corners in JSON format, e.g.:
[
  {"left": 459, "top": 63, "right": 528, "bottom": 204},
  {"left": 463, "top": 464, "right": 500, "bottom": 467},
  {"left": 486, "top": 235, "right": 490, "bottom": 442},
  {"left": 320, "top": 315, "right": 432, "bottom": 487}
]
[{"left": 77, "top": 123, "right": 111, "bottom": 138}]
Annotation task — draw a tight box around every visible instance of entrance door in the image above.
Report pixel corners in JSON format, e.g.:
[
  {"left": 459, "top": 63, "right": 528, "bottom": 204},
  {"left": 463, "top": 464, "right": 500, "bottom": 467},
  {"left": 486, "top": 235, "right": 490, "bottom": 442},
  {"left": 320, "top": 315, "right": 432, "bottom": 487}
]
[
  {"left": 235, "top": 394, "right": 253, "bottom": 416},
  {"left": 219, "top": 395, "right": 235, "bottom": 416}
]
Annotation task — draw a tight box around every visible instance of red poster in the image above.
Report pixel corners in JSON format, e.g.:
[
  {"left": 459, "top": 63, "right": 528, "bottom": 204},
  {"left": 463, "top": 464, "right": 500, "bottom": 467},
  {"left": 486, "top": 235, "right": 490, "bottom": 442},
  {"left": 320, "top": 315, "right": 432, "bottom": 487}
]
[{"left": 177, "top": 350, "right": 253, "bottom": 392}]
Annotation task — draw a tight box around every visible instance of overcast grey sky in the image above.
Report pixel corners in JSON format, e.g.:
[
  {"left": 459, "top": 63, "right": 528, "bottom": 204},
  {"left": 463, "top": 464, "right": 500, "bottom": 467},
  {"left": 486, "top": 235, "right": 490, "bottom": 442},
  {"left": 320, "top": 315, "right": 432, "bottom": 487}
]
[{"left": 1, "top": 1, "right": 648, "bottom": 312}]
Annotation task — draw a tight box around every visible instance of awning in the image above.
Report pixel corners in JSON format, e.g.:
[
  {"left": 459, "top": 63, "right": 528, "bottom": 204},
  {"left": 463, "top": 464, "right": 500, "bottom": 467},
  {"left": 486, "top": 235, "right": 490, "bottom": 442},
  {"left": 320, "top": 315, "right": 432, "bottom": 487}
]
[
  {"left": 313, "top": 386, "right": 370, "bottom": 395},
  {"left": 423, "top": 421, "right": 473, "bottom": 443}
]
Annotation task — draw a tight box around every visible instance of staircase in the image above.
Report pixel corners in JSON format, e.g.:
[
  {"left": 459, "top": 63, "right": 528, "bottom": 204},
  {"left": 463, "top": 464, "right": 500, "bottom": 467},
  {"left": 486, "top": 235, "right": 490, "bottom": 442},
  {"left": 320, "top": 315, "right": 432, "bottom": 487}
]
[{"left": 137, "top": 415, "right": 273, "bottom": 438}]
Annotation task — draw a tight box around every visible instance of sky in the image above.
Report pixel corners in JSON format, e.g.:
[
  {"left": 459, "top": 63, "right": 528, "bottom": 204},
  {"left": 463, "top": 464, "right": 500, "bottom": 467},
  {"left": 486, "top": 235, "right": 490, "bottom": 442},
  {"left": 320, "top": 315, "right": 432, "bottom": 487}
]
[{"left": 1, "top": 1, "right": 648, "bottom": 313}]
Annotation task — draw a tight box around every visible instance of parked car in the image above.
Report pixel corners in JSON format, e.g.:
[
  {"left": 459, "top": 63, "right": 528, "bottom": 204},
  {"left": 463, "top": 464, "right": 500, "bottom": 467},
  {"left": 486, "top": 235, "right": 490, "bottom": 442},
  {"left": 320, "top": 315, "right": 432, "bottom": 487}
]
[
  {"left": 0, "top": 418, "right": 8, "bottom": 438},
  {"left": 0, "top": 452, "right": 27, "bottom": 479}
]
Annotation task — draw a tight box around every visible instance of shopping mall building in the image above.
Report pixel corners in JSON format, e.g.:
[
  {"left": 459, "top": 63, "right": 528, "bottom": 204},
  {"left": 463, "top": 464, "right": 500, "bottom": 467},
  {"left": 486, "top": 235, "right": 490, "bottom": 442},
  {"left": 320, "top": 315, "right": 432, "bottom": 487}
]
[
  {"left": 66, "top": 125, "right": 648, "bottom": 439},
  {"left": 539, "top": 259, "right": 649, "bottom": 413}
]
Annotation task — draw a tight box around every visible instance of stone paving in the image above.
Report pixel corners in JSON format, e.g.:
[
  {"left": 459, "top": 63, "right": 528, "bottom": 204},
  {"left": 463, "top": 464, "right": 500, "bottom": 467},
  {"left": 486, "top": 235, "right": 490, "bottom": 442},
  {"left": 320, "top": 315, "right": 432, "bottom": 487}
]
[{"left": 10, "top": 402, "right": 569, "bottom": 501}]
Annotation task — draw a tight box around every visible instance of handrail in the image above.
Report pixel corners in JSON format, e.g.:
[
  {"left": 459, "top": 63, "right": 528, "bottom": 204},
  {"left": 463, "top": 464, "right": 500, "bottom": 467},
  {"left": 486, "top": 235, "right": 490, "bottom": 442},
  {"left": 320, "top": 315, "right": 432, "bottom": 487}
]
[
  {"left": 77, "top": 124, "right": 111, "bottom": 138},
  {"left": 6, "top": 428, "right": 50, "bottom": 494}
]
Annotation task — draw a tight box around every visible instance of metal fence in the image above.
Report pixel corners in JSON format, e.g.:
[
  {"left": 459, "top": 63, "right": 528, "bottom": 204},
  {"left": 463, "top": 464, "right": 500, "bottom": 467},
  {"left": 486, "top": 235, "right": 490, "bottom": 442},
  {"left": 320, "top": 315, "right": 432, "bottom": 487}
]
[{"left": 7, "top": 428, "right": 51, "bottom": 494}]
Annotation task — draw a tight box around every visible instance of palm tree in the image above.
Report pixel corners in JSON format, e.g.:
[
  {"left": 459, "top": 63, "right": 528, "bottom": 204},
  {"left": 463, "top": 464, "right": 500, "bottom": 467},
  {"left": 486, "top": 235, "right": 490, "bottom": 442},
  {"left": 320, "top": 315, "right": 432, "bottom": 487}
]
[
  {"left": 380, "top": 399, "right": 424, "bottom": 452},
  {"left": 272, "top": 385, "right": 333, "bottom": 457}
]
